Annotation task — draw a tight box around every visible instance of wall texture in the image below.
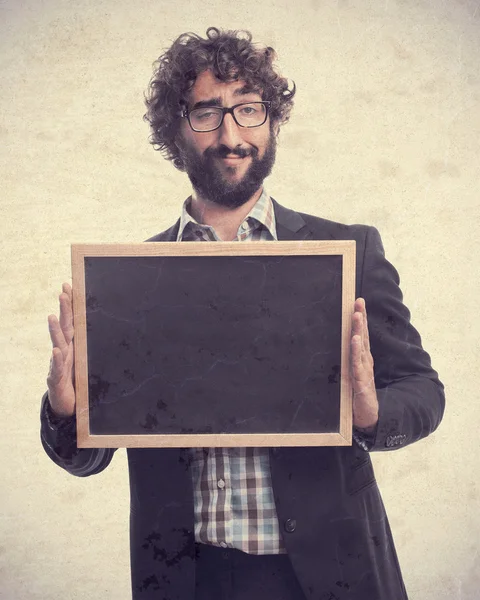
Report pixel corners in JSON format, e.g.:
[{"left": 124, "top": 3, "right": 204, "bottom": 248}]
[{"left": 1, "top": 0, "right": 479, "bottom": 598}]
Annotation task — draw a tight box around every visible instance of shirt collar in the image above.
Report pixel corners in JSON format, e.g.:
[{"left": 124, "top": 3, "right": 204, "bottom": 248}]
[{"left": 176, "top": 188, "right": 278, "bottom": 241}]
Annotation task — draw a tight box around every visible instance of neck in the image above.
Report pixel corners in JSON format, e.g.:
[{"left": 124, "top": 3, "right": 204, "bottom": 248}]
[{"left": 189, "top": 187, "right": 264, "bottom": 241}]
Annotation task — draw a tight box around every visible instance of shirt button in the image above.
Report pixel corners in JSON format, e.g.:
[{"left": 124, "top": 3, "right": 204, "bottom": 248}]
[
  {"left": 217, "top": 478, "right": 225, "bottom": 489},
  {"left": 220, "top": 541, "right": 228, "bottom": 548},
  {"left": 284, "top": 518, "right": 297, "bottom": 533}
]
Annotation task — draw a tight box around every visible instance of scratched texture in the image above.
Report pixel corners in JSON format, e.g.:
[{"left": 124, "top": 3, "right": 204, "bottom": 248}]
[
  {"left": 1, "top": 0, "right": 479, "bottom": 598},
  {"left": 84, "top": 255, "right": 341, "bottom": 437}
]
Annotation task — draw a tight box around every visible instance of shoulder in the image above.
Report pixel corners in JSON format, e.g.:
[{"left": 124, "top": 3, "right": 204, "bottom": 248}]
[
  {"left": 272, "top": 198, "right": 377, "bottom": 242},
  {"left": 144, "top": 219, "right": 180, "bottom": 242},
  {"left": 301, "top": 210, "right": 373, "bottom": 239}
]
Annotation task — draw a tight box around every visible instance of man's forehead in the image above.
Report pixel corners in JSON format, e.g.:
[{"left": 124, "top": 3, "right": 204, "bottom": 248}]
[{"left": 187, "top": 70, "right": 262, "bottom": 104}]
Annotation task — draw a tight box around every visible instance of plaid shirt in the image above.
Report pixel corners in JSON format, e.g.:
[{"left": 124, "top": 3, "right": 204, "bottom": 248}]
[
  {"left": 176, "top": 189, "right": 277, "bottom": 243},
  {"left": 178, "top": 189, "right": 287, "bottom": 555}
]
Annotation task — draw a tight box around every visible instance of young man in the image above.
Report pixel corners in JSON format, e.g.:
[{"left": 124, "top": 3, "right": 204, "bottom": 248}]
[{"left": 42, "top": 27, "right": 445, "bottom": 600}]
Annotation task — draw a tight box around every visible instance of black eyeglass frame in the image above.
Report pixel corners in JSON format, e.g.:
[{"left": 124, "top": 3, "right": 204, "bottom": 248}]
[{"left": 181, "top": 101, "right": 272, "bottom": 133}]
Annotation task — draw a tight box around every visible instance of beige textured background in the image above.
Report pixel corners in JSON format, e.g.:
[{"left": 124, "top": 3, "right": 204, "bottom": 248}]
[{"left": 1, "top": 0, "right": 479, "bottom": 598}]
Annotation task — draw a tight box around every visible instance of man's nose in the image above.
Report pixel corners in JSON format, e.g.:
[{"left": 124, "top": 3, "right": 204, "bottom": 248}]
[{"left": 217, "top": 112, "right": 243, "bottom": 150}]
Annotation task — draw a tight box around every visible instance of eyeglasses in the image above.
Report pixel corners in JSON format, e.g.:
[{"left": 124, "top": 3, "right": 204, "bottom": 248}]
[{"left": 181, "top": 101, "right": 271, "bottom": 132}]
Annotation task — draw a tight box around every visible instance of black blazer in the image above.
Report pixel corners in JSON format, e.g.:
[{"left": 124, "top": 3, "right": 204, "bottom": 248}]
[{"left": 41, "top": 199, "right": 445, "bottom": 600}]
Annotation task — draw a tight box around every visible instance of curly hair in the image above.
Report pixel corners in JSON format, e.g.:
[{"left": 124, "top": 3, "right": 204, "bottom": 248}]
[{"left": 143, "top": 27, "right": 296, "bottom": 170}]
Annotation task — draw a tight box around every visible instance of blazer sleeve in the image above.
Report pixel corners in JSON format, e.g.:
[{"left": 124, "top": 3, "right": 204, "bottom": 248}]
[
  {"left": 40, "top": 392, "right": 116, "bottom": 476},
  {"left": 359, "top": 226, "right": 445, "bottom": 452}
]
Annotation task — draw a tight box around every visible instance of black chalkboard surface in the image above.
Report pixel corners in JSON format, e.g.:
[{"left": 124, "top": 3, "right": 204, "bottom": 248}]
[{"left": 72, "top": 241, "right": 355, "bottom": 448}]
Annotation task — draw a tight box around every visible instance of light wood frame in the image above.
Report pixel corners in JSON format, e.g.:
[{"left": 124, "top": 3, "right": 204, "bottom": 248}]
[{"left": 72, "top": 240, "right": 356, "bottom": 448}]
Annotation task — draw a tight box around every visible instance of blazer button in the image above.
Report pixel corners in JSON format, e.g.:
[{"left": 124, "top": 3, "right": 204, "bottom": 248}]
[{"left": 284, "top": 518, "right": 296, "bottom": 533}]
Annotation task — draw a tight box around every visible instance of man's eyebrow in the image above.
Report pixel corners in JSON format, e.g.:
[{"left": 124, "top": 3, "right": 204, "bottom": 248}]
[
  {"left": 191, "top": 87, "right": 262, "bottom": 110},
  {"left": 191, "top": 97, "right": 222, "bottom": 110}
]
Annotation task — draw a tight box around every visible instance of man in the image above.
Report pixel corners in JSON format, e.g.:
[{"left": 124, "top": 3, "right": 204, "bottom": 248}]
[{"left": 41, "top": 27, "right": 445, "bottom": 600}]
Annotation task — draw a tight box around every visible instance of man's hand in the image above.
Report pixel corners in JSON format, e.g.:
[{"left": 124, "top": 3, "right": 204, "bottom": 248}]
[
  {"left": 351, "top": 297, "right": 379, "bottom": 433},
  {"left": 46, "top": 282, "right": 76, "bottom": 417}
]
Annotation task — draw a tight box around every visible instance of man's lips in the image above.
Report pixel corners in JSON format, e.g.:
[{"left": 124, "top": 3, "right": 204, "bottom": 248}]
[{"left": 218, "top": 155, "right": 250, "bottom": 166}]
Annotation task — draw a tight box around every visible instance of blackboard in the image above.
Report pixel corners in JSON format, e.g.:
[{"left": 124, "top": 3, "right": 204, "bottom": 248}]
[{"left": 72, "top": 241, "right": 355, "bottom": 447}]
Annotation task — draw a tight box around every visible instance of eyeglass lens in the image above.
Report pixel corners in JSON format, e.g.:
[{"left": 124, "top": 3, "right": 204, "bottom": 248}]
[{"left": 189, "top": 103, "right": 267, "bottom": 131}]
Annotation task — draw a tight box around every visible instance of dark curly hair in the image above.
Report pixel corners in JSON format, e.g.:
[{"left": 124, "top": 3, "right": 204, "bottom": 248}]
[{"left": 143, "top": 27, "right": 296, "bottom": 170}]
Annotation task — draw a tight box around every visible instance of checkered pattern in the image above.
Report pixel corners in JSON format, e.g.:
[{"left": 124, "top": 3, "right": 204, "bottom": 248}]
[
  {"left": 177, "top": 188, "right": 278, "bottom": 242},
  {"left": 189, "top": 447, "right": 287, "bottom": 554},
  {"left": 178, "top": 189, "right": 286, "bottom": 554}
]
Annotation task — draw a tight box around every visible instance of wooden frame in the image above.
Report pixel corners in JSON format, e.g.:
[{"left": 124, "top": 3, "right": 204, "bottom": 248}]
[{"left": 72, "top": 241, "right": 355, "bottom": 448}]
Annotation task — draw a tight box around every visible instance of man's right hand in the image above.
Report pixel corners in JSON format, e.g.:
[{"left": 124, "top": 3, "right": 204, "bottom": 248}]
[{"left": 47, "top": 282, "right": 76, "bottom": 417}]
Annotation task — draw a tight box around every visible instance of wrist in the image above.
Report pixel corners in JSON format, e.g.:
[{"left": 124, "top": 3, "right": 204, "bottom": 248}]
[
  {"left": 355, "top": 421, "right": 378, "bottom": 435},
  {"left": 46, "top": 394, "right": 75, "bottom": 424}
]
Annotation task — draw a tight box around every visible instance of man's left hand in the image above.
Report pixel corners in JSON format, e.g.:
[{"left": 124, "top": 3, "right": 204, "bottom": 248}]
[{"left": 351, "top": 298, "right": 379, "bottom": 433}]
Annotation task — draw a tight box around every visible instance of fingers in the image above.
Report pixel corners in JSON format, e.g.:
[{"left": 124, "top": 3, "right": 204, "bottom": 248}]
[
  {"left": 48, "top": 283, "right": 74, "bottom": 350},
  {"left": 46, "top": 284, "right": 76, "bottom": 416},
  {"left": 59, "top": 285, "right": 74, "bottom": 345},
  {"left": 351, "top": 298, "right": 374, "bottom": 386},
  {"left": 48, "top": 314, "right": 68, "bottom": 354},
  {"left": 351, "top": 334, "right": 367, "bottom": 383},
  {"left": 47, "top": 347, "right": 64, "bottom": 387},
  {"left": 62, "top": 282, "right": 72, "bottom": 301},
  {"left": 354, "top": 297, "right": 371, "bottom": 352},
  {"left": 351, "top": 333, "right": 361, "bottom": 376},
  {"left": 351, "top": 333, "right": 375, "bottom": 402},
  {"left": 351, "top": 312, "right": 365, "bottom": 376},
  {"left": 351, "top": 298, "right": 378, "bottom": 427}
]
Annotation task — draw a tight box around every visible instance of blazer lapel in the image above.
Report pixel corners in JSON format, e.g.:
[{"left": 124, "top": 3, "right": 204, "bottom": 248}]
[
  {"left": 271, "top": 198, "right": 313, "bottom": 241},
  {"left": 149, "top": 198, "right": 314, "bottom": 243}
]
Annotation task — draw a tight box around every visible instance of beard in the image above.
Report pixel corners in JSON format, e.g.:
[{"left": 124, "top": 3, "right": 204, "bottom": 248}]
[{"left": 177, "top": 131, "right": 277, "bottom": 209}]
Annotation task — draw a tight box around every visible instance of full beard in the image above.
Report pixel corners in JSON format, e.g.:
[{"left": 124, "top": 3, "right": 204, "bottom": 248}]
[{"left": 178, "top": 133, "right": 277, "bottom": 209}]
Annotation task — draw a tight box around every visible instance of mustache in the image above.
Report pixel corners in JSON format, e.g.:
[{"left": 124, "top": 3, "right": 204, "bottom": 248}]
[{"left": 205, "top": 145, "right": 258, "bottom": 160}]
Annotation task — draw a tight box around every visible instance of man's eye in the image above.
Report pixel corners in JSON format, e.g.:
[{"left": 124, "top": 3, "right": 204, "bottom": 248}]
[
  {"left": 195, "top": 110, "right": 217, "bottom": 120},
  {"left": 239, "top": 106, "right": 257, "bottom": 115}
]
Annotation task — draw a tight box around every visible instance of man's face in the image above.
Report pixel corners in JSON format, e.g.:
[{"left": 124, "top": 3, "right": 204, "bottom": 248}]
[{"left": 176, "top": 70, "right": 277, "bottom": 209}]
